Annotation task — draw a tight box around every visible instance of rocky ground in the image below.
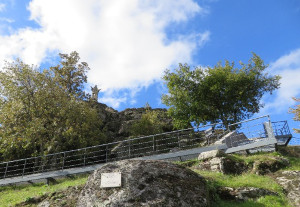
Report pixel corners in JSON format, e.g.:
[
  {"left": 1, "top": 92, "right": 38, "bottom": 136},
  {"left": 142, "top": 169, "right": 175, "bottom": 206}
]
[{"left": 14, "top": 146, "right": 300, "bottom": 207}]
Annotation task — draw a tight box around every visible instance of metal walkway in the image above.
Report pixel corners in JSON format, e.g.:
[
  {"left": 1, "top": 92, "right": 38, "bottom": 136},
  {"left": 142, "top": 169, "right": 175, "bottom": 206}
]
[
  {"left": 0, "top": 144, "right": 227, "bottom": 186},
  {"left": 0, "top": 115, "right": 292, "bottom": 186}
]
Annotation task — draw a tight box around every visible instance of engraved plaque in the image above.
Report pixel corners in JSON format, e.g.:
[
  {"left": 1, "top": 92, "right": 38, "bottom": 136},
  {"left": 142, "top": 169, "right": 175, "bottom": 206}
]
[{"left": 100, "top": 172, "right": 122, "bottom": 188}]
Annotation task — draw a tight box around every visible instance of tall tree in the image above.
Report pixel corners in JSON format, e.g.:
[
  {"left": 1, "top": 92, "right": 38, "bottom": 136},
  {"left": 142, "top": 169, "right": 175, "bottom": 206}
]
[
  {"left": 0, "top": 53, "right": 105, "bottom": 161},
  {"left": 50, "top": 51, "right": 89, "bottom": 99},
  {"left": 162, "top": 53, "right": 281, "bottom": 129}
]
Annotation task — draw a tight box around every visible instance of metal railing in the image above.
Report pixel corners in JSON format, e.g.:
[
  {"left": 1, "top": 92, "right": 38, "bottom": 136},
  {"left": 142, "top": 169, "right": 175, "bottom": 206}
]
[
  {"left": 0, "top": 115, "right": 292, "bottom": 179},
  {"left": 0, "top": 124, "right": 216, "bottom": 179},
  {"left": 224, "top": 115, "right": 272, "bottom": 147},
  {"left": 272, "top": 121, "right": 291, "bottom": 137}
]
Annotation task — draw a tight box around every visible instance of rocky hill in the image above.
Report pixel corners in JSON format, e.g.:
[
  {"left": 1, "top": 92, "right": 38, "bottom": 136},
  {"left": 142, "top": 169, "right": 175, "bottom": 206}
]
[{"left": 93, "top": 102, "right": 174, "bottom": 142}]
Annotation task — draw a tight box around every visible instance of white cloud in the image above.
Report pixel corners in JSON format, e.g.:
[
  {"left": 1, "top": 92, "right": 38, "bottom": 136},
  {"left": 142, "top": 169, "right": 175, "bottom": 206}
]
[
  {"left": 0, "top": 17, "right": 14, "bottom": 23},
  {"left": 198, "top": 30, "right": 210, "bottom": 46},
  {"left": 0, "top": 0, "right": 208, "bottom": 108},
  {"left": 261, "top": 49, "right": 300, "bottom": 114},
  {"left": 99, "top": 93, "right": 127, "bottom": 109},
  {"left": 0, "top": 3, "right": 5, "bottom": 12}
]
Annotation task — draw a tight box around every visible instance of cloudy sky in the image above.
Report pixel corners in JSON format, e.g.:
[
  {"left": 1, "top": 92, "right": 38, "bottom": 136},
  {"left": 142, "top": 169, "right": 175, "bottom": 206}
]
[{"left": 0, "top": 0, "right": 300, "bottom": 143}]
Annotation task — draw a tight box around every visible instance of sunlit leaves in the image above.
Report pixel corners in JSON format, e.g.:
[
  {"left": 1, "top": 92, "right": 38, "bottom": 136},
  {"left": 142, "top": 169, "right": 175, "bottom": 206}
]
[
  {"left": 0, "top": 52, "right": 105, "bottom": 161},
  {"left": 162, "top": 53, "right": 281, "bottom": 129}
]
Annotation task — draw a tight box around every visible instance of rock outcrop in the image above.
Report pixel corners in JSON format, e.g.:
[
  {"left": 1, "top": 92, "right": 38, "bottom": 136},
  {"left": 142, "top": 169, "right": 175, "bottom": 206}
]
[
  {"left": 77, "top": 160, "right": 210, "bottom": 207},
  {"left": 94, "top": 103, "right": 174, "bottom": 142},
  {"left": 198, "top": 150, "right": 226, "bottom": 161},
  {"left": 195, "top": 156, "right": 248, "bottom": 175},
  {"left": 217, "top": 187, "right": 278, "bottom": 201},
  {"left": 195, "top": 149, "right": 290, "bottom": 176},
  {"left": 276, "top": 170, "right": 300, "bottom": 207},
  {"left": 251, "top": 157, "right": 289, "bottom": 175}
]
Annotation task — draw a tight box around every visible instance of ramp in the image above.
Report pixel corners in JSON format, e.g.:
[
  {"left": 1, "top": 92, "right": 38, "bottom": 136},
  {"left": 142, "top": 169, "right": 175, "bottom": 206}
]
[
  {"left": 0, "top": 144, "right": 227, "bottom": 186},
  {"left": 0, "top": 115, "right": 292, "bottom": 186}
]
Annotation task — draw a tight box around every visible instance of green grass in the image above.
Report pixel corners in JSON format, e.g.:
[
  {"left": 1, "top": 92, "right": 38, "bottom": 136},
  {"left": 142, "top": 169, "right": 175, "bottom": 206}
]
[
  {"left": 194, "top": 170, "right": 283, "bottom": 192},
  {"left": 229, "top": 151, "right": 283, "bottom": 164},
  {"left": 188, "top": 149, "right": 300, "bottom": 207},
  {"left": 214, "top": 195, "right": 292, "bottom": 207},
  {"left": 285, "top": 156, "right": 300, "bottom": 170},
  {"left": 193, "top": 170, "right": 292, "bottom": 207},
  {"left": 0, "top": 174, "right": 88, "bottom": 207}
]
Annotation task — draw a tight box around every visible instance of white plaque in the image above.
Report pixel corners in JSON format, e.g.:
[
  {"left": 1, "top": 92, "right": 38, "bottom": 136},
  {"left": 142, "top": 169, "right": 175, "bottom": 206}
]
[{"left": 100, "top": 172, "right": 122, "bottom": 188}]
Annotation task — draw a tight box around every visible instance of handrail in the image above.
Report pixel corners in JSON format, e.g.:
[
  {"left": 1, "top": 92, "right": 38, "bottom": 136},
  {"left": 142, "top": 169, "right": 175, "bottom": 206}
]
[{"left": 0, "top": 115, "right": 291, "bottom": 179}]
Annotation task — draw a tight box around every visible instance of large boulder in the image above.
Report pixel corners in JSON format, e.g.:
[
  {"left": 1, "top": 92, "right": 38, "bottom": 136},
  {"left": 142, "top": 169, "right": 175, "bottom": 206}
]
[{"left": 77, "top": 160, "right": 210, "bottom": 207}]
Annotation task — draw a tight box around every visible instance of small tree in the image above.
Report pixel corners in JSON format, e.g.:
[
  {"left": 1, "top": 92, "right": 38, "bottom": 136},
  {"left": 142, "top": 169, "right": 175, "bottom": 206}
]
[
  {"left": 290, "top": 97, "right": 300, "bottom": 133},
  {"left": 162, "top": 53, "right": 281, "bottom": 129}
]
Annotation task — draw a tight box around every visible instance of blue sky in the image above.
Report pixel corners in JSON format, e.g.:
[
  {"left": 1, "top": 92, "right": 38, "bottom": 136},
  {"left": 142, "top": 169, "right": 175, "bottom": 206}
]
[{"left": 0, "top": 0, "right": 300, "bottom": 144}]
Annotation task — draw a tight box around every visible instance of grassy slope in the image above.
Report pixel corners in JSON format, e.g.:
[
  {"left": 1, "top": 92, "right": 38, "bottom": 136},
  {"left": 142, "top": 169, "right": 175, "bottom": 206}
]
[
  {"left": 0, "top": 146, "right": 299, "bottom": 207},
  {"left": 178, "top": 146, "right": 300, "bottom": 207},
  {"left": 0, "top": 175, "right": 88, "bottom": 207}
]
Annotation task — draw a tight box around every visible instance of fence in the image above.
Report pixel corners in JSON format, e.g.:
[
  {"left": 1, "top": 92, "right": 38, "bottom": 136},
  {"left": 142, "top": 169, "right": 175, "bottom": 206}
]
[
  {"left": 0, "top": 115, "right": 291, "bottom": 179},
  {"left": 0, "top": 124, "right": 216, "bottom": 179}
]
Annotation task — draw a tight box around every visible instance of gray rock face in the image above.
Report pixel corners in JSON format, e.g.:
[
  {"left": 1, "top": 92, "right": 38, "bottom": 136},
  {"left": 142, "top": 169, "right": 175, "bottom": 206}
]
[
  {"left": 77, "top": 160, "right": 209, "bottom": 207},
  {"left": 218, "top": 187, "right": 278, "bottom": 201},
  {"left": 276, "top": 171, "right": 300, "bottom": 207},
  {"left": 94, "top": 103, "right": 174, "bottom": 141},
  {"left": 198, "top": 150, "right": 226, "bottom": 161},
  {"left": 196, "top": 157, "right": 248, "bottom": 175}
]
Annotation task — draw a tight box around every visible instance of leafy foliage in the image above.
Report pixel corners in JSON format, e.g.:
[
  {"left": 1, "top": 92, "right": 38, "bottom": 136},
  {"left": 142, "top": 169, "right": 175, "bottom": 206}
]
[
  {"left": 162, "top": 53, "right": 280, "bottom": 128},
  {"left": 289, "top": 97, "right": 300, "bottom": 133},
  {"left": 130, "top": 110, "right": 165, "bottom": 137},
  {"left": 0, "top": 52, "right": 105, "bottom": 161}
]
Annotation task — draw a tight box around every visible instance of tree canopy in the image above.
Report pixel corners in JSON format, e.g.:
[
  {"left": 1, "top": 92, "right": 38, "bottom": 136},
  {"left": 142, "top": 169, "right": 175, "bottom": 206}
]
[
  {"left": 0, "top": 52, "right": 105, "bottom": 161},
  {"left": 162, "top": 53, "right": 281, "bottom": 129},
  {"left": 290, "top": 97, "right": 300, "bottom": 133}
]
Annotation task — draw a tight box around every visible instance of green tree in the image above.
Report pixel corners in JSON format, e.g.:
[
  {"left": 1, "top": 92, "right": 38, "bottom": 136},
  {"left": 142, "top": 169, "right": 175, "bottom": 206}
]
[
  {"left": 162, "top": 53, "right": 281, "bottom": 129},
  {"left": 130, "top": 110, "right": 164, "bottom": 137},
  {"left": 290, "top": 97, "right": 300, "bottom": 133},
  {"left": 50, "top": 51, "right": 89, "bottom": 99},
  {"left": 0, "top": 53, "right": 105, "bottom": 161}
]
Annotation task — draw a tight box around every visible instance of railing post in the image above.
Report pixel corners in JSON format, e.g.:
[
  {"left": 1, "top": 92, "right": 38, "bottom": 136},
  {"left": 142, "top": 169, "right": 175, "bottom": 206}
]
[
  {"left": 41, "top": 157, "right": 44, "bottom": 173},
  {"left": 128, "top": 140, "right": 131, "bottom": 158},
  {"left": 62, "top": 152, "right": 66, "bottom": 170},
  {"left": 153, "top": 135, "right": 156, "bottom": 152},
  {"left": 22, "top": 159, "right": 27, "bottom": 177},
  {"left": 178, "top": 132, "right": 180, "bottom": 148},
  {"left": 105, "top": 145, "right": 108, "bottom": 163},
  {"left": 4, "top": 162, "right": 8, "bottom": 178},
  {"left": 83, "top": 149, "right": 86, "bottom": 166}
]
